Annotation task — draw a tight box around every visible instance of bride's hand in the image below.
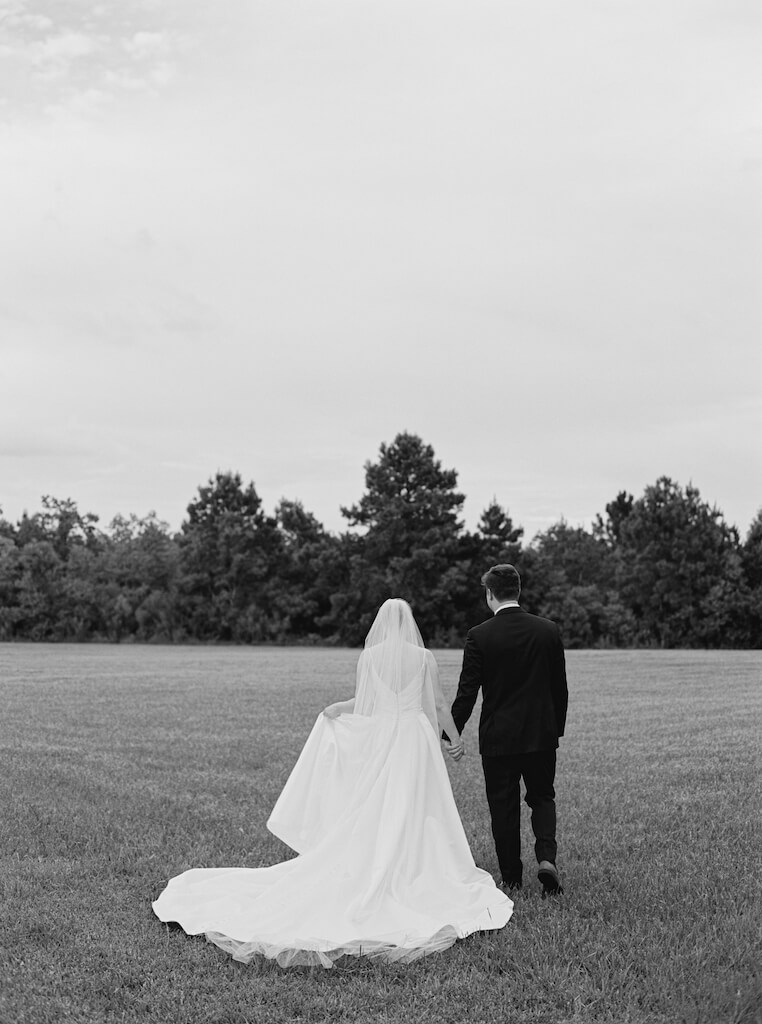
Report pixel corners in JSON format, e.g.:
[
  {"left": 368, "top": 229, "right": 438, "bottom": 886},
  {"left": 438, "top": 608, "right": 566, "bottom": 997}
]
[
  {"left": 323, "top": 703, "right": 342, "bottom": 719},
  {"left": 447, "top": 740, "right": 465, "bottom": 762}
]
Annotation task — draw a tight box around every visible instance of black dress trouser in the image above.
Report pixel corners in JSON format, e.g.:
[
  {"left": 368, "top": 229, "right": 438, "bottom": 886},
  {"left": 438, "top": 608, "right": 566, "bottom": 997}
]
[{"left": 481, "top": 749, "right": 557, "bottom": 886}]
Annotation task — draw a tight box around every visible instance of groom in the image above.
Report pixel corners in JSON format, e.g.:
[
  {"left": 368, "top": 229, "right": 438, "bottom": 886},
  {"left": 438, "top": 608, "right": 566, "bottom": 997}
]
[{"left": 448, "top": 564, "right": 568, "bottom": 894}]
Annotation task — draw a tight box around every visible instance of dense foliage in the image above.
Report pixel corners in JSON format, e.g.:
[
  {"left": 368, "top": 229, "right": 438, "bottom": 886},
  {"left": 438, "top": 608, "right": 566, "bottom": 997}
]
[{"left": 1, "top": 433, "right": 759, "bottom": 647}]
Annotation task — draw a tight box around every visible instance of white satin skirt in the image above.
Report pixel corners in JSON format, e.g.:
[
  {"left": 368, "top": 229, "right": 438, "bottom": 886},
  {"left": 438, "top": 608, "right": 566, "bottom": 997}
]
[{"left": 152, "top": 711, "right": 513, "bottom": 967}]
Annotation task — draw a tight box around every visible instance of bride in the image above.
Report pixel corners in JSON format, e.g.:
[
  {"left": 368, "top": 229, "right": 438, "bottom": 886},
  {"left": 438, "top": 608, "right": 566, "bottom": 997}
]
[{"left": 152, "top": 598, "right": 513, "bottom": 967}]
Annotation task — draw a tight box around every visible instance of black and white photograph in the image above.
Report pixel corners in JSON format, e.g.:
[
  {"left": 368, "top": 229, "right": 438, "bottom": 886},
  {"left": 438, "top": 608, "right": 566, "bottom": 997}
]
[{"left": 1, "top": 1, "right": 760, "bottom": 1022}]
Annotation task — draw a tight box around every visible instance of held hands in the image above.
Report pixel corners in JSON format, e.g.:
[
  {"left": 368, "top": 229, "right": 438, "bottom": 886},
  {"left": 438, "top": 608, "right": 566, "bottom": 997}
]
[{"left": 446, "top": 739, "right": 465, "bottom": 762}]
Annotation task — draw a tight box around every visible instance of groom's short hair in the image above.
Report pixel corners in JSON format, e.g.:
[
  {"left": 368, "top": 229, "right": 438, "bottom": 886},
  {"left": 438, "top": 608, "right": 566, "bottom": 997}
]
[{"left": 481, "top": 564, "right": 521, "bottom": 601}]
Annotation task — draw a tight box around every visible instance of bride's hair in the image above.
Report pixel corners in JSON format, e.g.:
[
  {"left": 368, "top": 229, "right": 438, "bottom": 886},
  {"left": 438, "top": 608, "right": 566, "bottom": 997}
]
[{"left": 364, "top": 598, "right": 424, "bottom": 649}]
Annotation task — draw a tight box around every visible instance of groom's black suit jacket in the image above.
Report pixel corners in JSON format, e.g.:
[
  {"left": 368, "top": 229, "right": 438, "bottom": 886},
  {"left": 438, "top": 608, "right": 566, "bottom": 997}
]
[{"left": 451, "top": 607, "right": 568, "bottom": 757}]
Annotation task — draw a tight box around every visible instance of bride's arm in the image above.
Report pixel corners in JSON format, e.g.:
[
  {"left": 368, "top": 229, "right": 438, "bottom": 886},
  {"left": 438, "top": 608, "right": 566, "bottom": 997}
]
[
  {"left": 323, "top": 698, "right": 355, "bottom": 719},
  {"left": 426, "top": 652, "right": 464, "bottom": 760},
  {"left": 324, "top": 647, "right": 365, "bottom": 718}
]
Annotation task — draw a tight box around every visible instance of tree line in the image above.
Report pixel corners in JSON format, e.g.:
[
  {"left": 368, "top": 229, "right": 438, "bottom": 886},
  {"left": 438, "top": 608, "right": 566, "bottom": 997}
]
[{"left": 1, "top": 432, "right": 760, "bottom": 648}]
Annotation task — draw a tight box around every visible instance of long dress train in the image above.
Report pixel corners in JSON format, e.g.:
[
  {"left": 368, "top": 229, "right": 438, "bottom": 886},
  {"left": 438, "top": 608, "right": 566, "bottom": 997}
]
[{"left": 152, "top": 653, "right": 513, "bottom": 967}]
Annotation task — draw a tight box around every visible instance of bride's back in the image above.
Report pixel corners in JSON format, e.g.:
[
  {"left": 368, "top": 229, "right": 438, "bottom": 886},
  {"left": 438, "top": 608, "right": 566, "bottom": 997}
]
[
  {"left": 366, "top": 640, "right": 427, "bottom": 690},
  {"left": 355, "top": 598, "right": 437, "bottom": 729}
]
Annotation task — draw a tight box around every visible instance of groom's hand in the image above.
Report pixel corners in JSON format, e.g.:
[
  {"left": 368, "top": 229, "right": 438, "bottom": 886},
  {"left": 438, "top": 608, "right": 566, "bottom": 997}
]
[{"left": 447, "top": 740, "right": 465, "bottom": 762}]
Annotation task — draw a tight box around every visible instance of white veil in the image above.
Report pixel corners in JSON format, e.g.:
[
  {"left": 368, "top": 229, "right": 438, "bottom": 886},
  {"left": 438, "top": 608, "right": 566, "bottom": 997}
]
[{"left": 354, "top": 598, "right": 439, "bottom": 735}]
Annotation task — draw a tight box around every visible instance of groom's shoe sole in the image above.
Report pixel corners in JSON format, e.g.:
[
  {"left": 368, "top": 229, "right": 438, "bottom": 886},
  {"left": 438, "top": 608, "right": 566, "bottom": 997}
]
[{"left": 537, "top": 861, "right": 563, "bottom": 895}]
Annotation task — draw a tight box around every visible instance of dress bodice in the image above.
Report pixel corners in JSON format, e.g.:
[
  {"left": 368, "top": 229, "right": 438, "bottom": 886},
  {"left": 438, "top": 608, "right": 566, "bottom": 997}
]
[{"left": 370, "top": 665, "right": 425, "bottom": 718}]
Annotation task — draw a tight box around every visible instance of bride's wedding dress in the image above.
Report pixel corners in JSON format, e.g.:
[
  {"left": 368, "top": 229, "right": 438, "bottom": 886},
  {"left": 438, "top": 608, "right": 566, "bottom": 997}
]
[{"left": 152, "top": 600, "right": 513, "bottom": 967}]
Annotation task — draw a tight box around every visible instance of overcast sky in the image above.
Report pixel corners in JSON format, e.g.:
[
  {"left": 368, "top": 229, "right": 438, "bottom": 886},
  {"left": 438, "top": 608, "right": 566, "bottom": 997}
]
[{"left": 1, "top": 0, "right": 760, "bottom": 542}]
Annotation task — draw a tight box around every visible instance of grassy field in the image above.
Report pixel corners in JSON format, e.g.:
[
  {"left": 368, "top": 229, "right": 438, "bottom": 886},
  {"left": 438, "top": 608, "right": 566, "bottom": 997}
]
[{"left": 0, "top": 644, "right": 760, "bottom": 1024}]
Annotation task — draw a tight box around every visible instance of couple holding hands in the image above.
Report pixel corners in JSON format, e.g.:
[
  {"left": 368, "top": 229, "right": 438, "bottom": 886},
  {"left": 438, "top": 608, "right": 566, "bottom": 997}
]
[{"left": 153, "top": 564, "right": 568, "bottom": 968}]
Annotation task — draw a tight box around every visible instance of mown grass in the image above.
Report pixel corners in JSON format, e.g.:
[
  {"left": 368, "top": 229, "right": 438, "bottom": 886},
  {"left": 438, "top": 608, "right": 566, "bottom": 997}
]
[{"left": 0, "top": 645, "right": 760, "bottom": 1024}]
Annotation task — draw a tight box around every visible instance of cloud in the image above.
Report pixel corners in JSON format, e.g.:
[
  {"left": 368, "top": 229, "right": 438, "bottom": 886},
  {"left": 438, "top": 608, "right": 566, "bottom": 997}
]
[
  {"left": 124, "top": 31, "right": 166, "bottom": 60},
  {"left": 149, "top": 61, "right": 175, "bottom": 87},
  {"left": 34, "top": 30, "right": 97, "bottom": 62},
  {"left": 1, "top": 28, "right": 102, "bottom": 83},
  {"left": 43, "top": 87, "right": 110, "bottom": 120},
  {"left": 0, "top": 4, "right": 191, "bottom": 122},
  {"left": 103, "top": 68, "right": 148, "bottom": 92},
  {"left": 15, "top": 14, "right": 54, "bottom": 32}
]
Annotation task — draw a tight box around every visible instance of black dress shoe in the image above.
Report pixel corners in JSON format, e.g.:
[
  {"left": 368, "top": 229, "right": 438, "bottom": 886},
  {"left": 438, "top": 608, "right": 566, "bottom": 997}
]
[{"left": 537, "top": 860, "right": 563, "bottom": 895}]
